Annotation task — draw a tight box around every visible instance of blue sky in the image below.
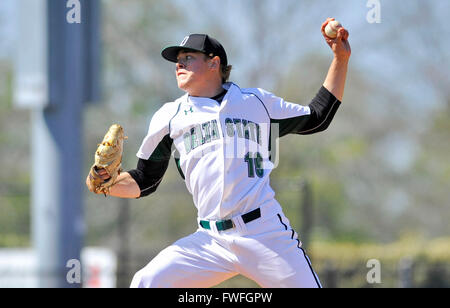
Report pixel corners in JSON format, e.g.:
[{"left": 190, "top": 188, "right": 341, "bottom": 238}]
[{"left": 0, "top": 0, "right": 16, "bottom": 58}]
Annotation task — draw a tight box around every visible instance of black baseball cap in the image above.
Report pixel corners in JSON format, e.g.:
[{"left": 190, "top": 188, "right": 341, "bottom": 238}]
[{"left": 161, "top": 34, "right": 228, "bottom": 67}]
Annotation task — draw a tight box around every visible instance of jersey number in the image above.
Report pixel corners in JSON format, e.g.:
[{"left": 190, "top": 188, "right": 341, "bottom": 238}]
[{"left": 244, "top": 152, "right": 264, "bottom": 178}]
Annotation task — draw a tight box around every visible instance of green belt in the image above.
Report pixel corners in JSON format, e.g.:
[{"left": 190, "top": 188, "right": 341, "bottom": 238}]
[{"left": 199, "top": 208, "right": 261, "bottom": 231}]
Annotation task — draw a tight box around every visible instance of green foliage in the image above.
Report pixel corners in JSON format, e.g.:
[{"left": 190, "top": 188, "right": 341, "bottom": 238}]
[
  {"left": 0, "top": 234, "right": 30, "bottom": 247},
  {"left": 0, "top": 62, "right": 31, "bottom": 248},
  {"left": 0, "top": 182, "right": 31, "bottom": 247},
  {"left": 0, "top": 61, "right": 12, "bottom": 110},
  {"left": 310, "top": 236, "right": 450, "bottom": 287},
  {"left": 213, "top": 237, "right": 450, "bottom": 288}
]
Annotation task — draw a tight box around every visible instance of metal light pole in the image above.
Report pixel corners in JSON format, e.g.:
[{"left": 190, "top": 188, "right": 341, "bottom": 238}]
[{"left": 15, "top": 0, "right": 100, "bottom": 287}]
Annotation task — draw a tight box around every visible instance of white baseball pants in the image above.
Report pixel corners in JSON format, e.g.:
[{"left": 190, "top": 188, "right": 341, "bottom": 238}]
[{"left": 130, "top": 211, "right": 321, "bottom": 288}]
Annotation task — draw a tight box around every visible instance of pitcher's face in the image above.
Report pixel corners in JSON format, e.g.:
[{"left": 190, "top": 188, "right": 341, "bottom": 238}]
[{"left": 175, "top": 51, "right": 211, "bottom": 94}]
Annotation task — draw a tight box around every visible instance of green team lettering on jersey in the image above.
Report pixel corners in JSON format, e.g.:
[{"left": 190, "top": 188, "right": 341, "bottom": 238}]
[
  {"left": 184, "top": 118, "right": 261, "bottom": 154},
  {"left": 225, "top": 118, "right": 261, "bottom": 145},
  {"left": 184, "top": 120, "right": 220, "bottom": 154}
]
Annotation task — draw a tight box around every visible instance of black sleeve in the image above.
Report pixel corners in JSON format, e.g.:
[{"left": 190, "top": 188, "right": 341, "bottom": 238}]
[
  {"left": 271, "top": 86, "right": 341, "bottom": 137},
  {"left": 127, "top": 135, "right": 173, "bottom": 198},
  {"left": 128, "top": 158, "right": 169, "bottom": 198}
]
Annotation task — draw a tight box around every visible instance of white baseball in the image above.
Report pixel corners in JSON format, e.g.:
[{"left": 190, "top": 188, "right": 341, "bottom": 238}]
[{"left": 325, "top": 20, "right": 342, "bottom": 39}]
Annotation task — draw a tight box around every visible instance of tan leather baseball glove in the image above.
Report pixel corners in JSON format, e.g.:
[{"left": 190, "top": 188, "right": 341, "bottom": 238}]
[{"left": 88, "top": 124, "right": 127, "bottom": 196}]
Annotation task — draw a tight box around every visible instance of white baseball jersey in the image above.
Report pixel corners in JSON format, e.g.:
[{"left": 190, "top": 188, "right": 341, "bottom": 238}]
[
  {"left": 136, "top": 82, "right": 322, "bottom": 220},
  {"left": 132, "top": 82, "right": 340, "bottom": 288}
]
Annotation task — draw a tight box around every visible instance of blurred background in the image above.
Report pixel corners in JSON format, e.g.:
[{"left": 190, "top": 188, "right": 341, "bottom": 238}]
[{"left": 0, "top": 0, "right": 449, "bottom": 288}]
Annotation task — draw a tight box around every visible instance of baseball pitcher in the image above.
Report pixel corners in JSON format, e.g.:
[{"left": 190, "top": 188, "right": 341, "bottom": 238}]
[{"left": 86, "top": 18, "right": 351, "bottom": 288}]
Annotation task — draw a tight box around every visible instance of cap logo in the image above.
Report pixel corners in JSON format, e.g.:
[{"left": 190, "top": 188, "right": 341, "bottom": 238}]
[{"left": 180, "top": 36, "right": 189, "bottom": 46}]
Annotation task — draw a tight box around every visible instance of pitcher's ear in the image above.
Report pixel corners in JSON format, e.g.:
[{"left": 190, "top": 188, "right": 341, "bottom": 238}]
[{"left": 209, "top": 56, "right": 220, "bottom": 69}]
